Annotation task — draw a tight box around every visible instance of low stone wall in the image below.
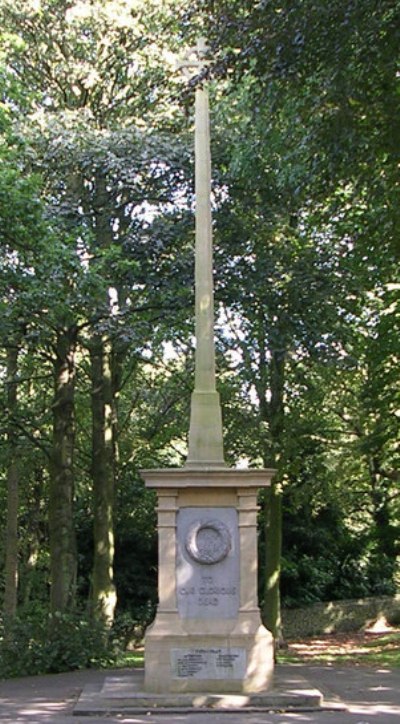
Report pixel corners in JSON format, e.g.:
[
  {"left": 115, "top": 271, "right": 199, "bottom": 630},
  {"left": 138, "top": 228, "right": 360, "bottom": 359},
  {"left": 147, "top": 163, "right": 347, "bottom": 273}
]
[{"left": 282, "top": 594, "right": 400, "bottom": 639}]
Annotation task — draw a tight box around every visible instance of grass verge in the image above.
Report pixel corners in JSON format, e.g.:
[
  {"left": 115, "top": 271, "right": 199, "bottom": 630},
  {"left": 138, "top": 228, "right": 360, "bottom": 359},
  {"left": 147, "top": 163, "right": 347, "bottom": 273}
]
[{"left": 114, "top": 649, "right": 144, "bottom": 668}]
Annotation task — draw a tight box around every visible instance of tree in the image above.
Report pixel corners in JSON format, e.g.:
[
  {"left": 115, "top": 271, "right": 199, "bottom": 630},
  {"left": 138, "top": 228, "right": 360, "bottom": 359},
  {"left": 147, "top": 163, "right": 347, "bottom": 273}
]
[
  {"left": 3, "top": 342, "right": 19, "bottom": 623},
  {"left": 1, "top": 0, "right": 194, "bottom": 625},
  {"left": 190, "top": 0, "right": 400, "bottom": 637},
  {"left": 210, "top": 73, "right": 350, "bottom": 638},
  {"left": 0, "top": 176, "right": 47, "bottom": 629},
  {"left": 0, "top": 0, "right": 398, "bottom": 670}
]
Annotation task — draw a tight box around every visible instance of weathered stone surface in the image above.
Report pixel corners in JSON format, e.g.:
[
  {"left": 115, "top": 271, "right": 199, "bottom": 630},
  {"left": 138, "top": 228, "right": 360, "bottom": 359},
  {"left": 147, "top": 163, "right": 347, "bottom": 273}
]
[
  {"left": 74, "top": 666, "right": 325, "bottom": 715},
  {"left": 140, "top": 40, "right": 275, "bottom": 699},
  {"left": 177, "top": 507, "right": 239, "bottom": 620},
  {"left": 142, "top": 477, "right": 275, "bottom": 693},
  {"left": 171, "top": 647, "right": 246, "bottom": 680}
]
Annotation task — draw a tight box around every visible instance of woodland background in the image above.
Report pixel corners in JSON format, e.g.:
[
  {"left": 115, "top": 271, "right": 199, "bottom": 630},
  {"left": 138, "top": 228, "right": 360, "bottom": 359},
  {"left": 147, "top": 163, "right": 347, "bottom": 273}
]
[{"left": 0, "top": 0, "right": 398, "bottom": 676}]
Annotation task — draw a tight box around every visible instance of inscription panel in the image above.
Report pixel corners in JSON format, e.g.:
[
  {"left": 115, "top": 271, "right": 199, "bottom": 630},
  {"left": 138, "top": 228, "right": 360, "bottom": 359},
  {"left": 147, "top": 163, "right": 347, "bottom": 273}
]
[
  {"left": 176, "top": 507, "right": 239, "bottom": 619},
  {"left": 171, "top": 647, "right": 246, "bottom": 680}
]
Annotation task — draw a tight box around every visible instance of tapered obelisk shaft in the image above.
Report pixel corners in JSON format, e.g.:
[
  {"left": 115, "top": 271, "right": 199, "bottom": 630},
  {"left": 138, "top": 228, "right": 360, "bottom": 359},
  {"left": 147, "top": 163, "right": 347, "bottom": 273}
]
[
  {"left": 185, "top": 40, "right": 225, "bottom": 468},
  {"left": 194, "top": 85, "right": 215, "bottom": 390}
]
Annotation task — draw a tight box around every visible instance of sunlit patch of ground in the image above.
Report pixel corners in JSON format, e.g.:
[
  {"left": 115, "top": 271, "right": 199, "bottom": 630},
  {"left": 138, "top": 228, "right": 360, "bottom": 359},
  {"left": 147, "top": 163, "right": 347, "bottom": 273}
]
[
  {"left": 281, "top": 628, "right": 400, "bottom": 667},
  {"left": 118, "top": 629, "right": 400, "bottom": 668}
]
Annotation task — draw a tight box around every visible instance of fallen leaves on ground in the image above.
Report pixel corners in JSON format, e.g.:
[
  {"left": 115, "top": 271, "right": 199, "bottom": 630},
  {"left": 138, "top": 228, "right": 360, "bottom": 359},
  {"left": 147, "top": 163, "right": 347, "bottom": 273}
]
[{"left": 283, "top": 629, "right": 400, "bottom": 667}]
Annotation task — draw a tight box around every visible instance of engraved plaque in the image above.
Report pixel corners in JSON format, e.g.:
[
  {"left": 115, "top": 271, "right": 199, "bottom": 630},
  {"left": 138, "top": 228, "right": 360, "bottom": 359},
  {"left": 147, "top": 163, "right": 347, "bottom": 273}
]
[
  {"left": 171, "top": 647, "right": 246, "bottom": 679},
  {"left": 176, "top": 507, "right": 239, "bottom": 619}
]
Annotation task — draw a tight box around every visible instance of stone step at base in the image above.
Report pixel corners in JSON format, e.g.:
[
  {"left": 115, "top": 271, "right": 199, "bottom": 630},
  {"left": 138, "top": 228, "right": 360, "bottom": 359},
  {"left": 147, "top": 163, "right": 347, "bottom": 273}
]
[{"left": 73, "top": 665, "right": 343, "bottom": 716}]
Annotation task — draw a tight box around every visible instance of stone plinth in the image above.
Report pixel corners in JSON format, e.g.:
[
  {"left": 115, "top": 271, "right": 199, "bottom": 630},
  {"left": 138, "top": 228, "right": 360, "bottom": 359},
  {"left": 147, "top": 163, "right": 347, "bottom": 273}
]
[{"left": 141, "top": 467, "right": 275, "bottom": 694}]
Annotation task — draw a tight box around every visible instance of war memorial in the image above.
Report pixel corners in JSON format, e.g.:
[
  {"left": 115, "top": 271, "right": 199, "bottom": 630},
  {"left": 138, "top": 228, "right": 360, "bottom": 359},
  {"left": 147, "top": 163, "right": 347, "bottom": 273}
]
[
  {"left": 142, "top": 39, "right": 275, "bottom": 695},
  {"left": 74, "top": 40, "right": 323, "bottom": 714}
]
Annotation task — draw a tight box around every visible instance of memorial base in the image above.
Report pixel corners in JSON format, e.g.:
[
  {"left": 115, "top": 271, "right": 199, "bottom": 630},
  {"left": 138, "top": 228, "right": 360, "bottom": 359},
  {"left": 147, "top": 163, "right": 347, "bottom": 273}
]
[
  {"left": 74, "top": 666, "right": 327, "bottom": 716},
  {"left": 145, "top": 617, "right": 273, "bottom": 693},
  {"left": 141, "top": 468, "right": 276, "bottom": 696}
]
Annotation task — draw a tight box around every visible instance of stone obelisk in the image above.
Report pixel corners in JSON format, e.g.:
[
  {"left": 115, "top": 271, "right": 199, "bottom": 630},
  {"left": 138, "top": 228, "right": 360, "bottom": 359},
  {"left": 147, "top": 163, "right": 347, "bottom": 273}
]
[
  {"left": 186, "top": 38, "right": 224, "bottom": 468},
  {"left": 142, "top": 39, "right": 275, "bottom": 696}
]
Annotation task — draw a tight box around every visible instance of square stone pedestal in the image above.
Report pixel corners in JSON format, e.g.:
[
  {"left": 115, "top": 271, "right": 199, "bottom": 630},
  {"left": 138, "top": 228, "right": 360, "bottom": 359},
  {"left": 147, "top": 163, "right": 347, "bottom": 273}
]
[{"left": 141, "top": 467, "right": 275, "bottom": 694}]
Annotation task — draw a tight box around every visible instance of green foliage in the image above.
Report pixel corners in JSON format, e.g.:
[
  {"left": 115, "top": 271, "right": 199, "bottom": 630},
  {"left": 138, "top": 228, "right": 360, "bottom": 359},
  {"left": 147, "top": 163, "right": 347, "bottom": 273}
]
[
  {"left": 0, "top": 608, "right": 116, "bottom": 678},
  {"left": 0, "top": 0, "right": 398, "bottom": 646},
  {"left": 0, "top": 0, "right": 183, "bottom": 123},
  {"left": 76, "top": 475, "right": 158, "bottom": 620},
  {"left": 111, "top": 609, "right": 153, "bottom": 650}
]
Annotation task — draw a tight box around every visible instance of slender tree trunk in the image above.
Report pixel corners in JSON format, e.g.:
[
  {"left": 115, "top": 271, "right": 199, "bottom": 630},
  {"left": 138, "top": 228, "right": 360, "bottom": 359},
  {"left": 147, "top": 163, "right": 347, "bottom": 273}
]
[
  {"left": 111, "top": 335, "right": 125, "bottom": 472},
  {"left": 262, "top": 347, "right": 286, "bottom": 643},
  {"left": 87, "top": 174, "right": 132, "bottom": 626},
  {"left": 49, "top": 328, "right": 77, "bottom": 615},
  {"left": 3, "top": 344, "right": 20, "bottom": 624},
  {"left": 263, "top": 481, "right": 283, "bottom": 639},
  {"left": 369, "top": 457, "right": 397, "bottom": 560},
  {"left": 21, "top": 467, "right": 45, "bottom": 607},
  {"left": 90, "top": 333, "right": 117, "bottom": 626}
]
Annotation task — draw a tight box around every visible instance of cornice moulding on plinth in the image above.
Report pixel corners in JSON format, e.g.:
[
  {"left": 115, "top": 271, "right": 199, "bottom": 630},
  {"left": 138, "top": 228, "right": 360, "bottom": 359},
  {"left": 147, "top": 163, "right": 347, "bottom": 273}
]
[{"left": 140, "top": 467, "right": 276, "bottom": 489}]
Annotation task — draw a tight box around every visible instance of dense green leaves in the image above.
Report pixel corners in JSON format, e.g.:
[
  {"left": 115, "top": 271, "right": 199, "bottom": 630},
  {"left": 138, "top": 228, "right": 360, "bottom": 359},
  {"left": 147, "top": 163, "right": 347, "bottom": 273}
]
[{"left": 0, "top": 0, "right": 398, "bottom": 667}]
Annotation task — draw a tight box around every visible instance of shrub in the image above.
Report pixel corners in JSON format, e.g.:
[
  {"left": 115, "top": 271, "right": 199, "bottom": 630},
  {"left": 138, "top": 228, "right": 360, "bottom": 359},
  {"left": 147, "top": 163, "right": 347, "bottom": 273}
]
[
  {"left": 111, "top": 602, "right": 156, "bottom": 649},
  {"left": 0, "top": 608, "right": 117, "bottom": 678}
]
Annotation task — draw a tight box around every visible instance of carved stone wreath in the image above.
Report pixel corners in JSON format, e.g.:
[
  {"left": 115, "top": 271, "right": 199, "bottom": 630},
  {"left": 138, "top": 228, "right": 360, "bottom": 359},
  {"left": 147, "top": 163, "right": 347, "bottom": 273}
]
[{"left": 185, "top": 519, "right": 232, "bottom": 565}]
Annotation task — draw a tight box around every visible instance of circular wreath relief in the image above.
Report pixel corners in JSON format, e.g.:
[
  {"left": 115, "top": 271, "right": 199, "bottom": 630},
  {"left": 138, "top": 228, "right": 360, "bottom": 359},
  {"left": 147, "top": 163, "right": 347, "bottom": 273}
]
[{"left": 185, "top": 519, "right": 232, "bottom": 565}]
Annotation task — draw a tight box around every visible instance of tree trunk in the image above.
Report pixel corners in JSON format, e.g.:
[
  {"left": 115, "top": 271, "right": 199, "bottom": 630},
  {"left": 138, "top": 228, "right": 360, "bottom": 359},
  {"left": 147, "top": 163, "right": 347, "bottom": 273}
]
[
  {"left": 3, "top": 344, "right": 20, "bottom": 624},
  {"left": 262, "top": 348, "right": 285, "bottom": 643},
  {"left": 263, "top": 481, "right": 283, "bottom": 639},
  {"left": 87, "top": 174, "right": 129, "bottom": 626},
  {"left": 49, "top": 327, "right": 77, "bottom": 615},
  {"left": 90, "top": 333, "right": 117, "bottom": 626},
  {"left": 369, "top": 457, "right": 397, "bottom": 559},
  {"left": 21, "top": 467, "right": 45, "bottom": 607}
]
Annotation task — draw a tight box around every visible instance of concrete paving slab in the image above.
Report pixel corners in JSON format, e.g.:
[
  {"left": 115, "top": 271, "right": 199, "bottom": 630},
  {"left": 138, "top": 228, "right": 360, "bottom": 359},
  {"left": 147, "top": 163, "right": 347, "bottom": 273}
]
[{"left": 73, "top": 666, "right": 332, "bottom": 715}]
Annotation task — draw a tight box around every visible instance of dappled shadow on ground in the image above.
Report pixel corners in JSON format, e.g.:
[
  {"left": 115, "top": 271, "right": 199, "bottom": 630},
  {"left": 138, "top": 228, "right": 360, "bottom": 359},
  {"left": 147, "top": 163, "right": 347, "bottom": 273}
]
[
  {"left": 287, "top": 628, "right": 400, "bottom": 665},
  {"left": 304, "top": 663, "right": 400, "bottom": 724},
  {"left": 0, "top": 667, "right": 121, "bottom": 723},
  {"left": 0, "top": 659, "right": 400, "bottom": 722}
]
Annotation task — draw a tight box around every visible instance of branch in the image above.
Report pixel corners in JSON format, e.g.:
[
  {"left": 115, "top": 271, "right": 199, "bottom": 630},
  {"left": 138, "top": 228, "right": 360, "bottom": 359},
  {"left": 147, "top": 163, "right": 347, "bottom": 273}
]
[{"left": 10, "top": 419, "right": 51, "bottom": 460}]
